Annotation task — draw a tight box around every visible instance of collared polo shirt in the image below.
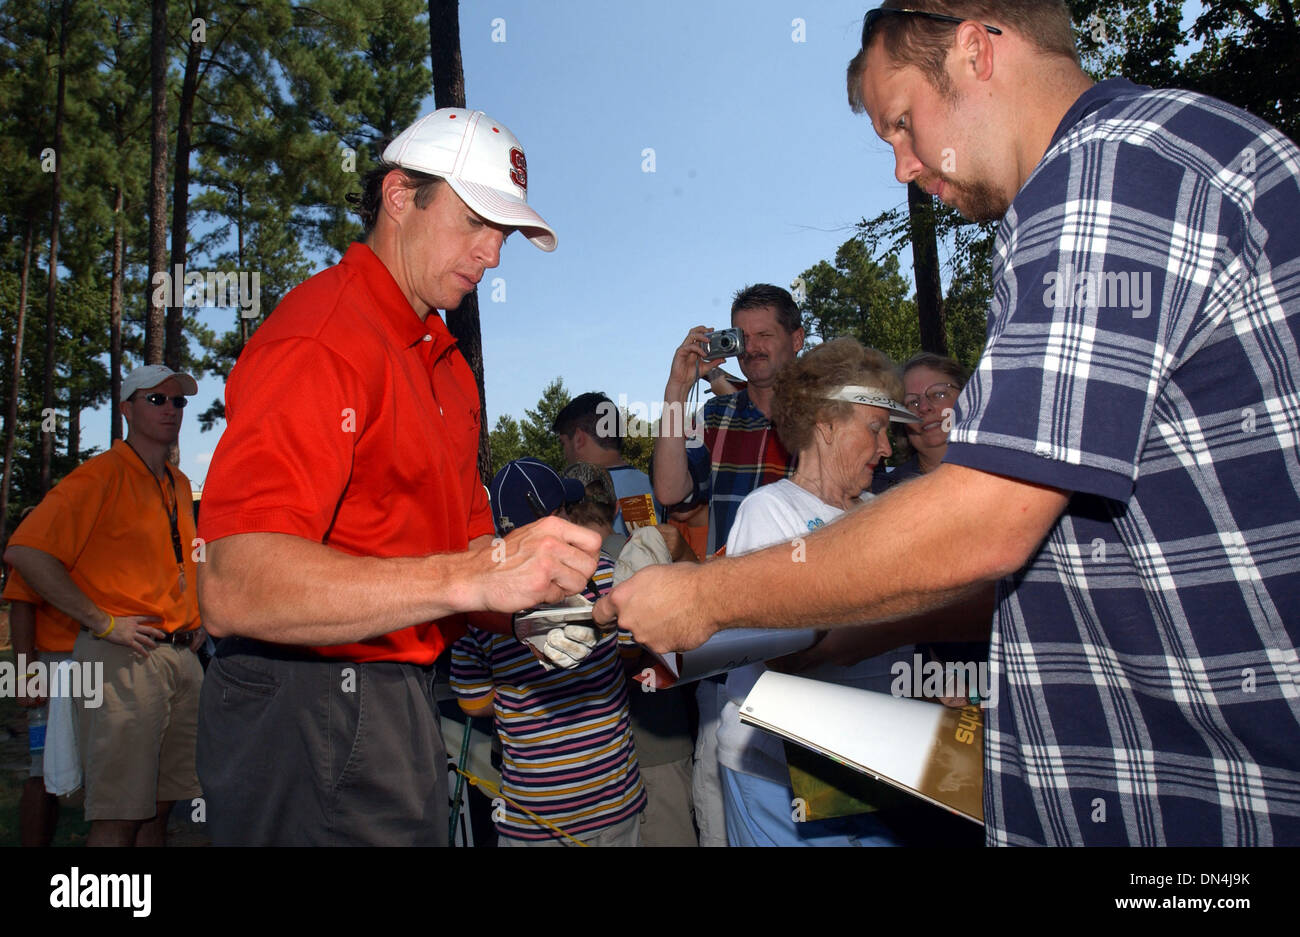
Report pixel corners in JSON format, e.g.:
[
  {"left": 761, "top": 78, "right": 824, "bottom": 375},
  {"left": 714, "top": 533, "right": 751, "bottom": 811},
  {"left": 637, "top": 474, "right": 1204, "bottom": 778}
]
[
  {"left": 8, "top": 440, "right": 200, "bottom": 635},
  {"left": 199, "top": 243, "right": 494, "bottom": 664},
  {"left": 946, "top": 80, "right": 1300, "bottom": 845}
]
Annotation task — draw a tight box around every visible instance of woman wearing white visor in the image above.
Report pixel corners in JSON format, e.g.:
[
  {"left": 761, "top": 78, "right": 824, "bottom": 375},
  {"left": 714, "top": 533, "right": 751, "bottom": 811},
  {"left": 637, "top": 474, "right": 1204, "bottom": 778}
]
[{"left": 716, "top": 338, "right": 923, "bottom": 847}]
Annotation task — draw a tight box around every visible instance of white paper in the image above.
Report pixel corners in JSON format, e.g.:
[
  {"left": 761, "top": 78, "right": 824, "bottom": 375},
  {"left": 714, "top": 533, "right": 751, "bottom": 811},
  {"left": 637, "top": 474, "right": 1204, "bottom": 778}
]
[{"left": 738, "top": 670, "right": 984, "bottom": 823}]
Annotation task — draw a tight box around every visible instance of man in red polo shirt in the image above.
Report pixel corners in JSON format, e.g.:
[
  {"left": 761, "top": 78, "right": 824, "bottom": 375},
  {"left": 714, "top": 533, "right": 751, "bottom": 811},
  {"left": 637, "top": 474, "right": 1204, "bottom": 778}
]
[{"left": 196, "top": 108, "right": 601, "bottom": 845}]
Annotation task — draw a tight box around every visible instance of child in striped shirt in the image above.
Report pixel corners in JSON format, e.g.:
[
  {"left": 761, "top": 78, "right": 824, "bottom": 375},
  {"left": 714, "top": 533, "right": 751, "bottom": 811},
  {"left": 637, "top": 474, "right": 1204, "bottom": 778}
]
[{"left": 451, "top": 458, "right": 645, "bottom": 846}]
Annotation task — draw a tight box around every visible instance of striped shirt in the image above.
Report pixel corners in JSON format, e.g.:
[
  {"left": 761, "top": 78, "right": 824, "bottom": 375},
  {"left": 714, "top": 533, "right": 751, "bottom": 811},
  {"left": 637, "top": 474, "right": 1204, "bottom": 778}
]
[
  {"left": 685, "top": 389, "right": 796, "bottom": 555},
  {"left": 449, "top": 554, "right": 646, "bottom": 841},
  {"left": 945, "top": 79, "right": 1300, "bottom": 845}
]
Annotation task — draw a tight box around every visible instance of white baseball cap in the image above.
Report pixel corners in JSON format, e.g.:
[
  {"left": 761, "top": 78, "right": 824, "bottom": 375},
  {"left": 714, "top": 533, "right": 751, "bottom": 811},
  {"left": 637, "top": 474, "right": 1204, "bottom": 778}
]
[
  {"left": 382, "top": 108, "right": 557, "bottom": 252},
  {"left": 121, "top": 364, "right": 199, "bottom": 403}
]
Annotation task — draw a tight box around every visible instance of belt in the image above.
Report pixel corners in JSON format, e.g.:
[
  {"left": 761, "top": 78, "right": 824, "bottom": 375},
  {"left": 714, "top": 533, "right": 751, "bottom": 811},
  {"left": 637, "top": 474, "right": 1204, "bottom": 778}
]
[
  {"left": 215, "top": 636, "right": 321, "bottom": 663},
  {"left": 157, "top": 629, "right": 199, "bottom": 647}
]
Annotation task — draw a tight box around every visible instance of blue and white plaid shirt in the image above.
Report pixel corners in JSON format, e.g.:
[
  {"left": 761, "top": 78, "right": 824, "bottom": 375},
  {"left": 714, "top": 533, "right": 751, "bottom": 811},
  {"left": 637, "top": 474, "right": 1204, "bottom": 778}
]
[{"left": 945, "top": 79, "right": 1300, "bottom": 845}]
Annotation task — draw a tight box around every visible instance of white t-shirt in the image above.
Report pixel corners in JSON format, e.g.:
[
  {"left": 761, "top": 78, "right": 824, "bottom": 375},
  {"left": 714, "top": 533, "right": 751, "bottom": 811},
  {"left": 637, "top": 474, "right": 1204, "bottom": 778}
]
[{"left": 716, "top": 479, "right": 915, "bottom": 784}]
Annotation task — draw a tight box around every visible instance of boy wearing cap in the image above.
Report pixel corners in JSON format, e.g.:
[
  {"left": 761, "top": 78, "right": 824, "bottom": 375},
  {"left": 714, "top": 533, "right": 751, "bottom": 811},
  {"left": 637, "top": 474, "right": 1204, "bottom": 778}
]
[
  {"left": 196, "top": 110, "right": 600, "bottom": 845},
  {"left": 451, "top": 458, "right": 646, "bottom": 846},
  {"left": 5, "top": 364, "right": 204, "bottom": 846},
  {"left": 552, "top": 393, "right": 663, "bottom": 536}
]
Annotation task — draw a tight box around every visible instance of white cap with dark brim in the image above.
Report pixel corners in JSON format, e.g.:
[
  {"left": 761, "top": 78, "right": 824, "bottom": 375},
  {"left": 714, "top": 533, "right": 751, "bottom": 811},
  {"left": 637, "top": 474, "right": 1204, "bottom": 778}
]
[
  {"left": 121, "top": 364, "right": 199, "bottom": 403},
  {"left": 383, "top": 108, "right": 557, "bottom": 252}
]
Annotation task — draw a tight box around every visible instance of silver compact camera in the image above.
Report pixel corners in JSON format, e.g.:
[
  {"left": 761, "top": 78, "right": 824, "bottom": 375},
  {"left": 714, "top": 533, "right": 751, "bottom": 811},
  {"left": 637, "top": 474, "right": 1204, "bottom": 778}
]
[{"left": 702, "top": 328, "right": 745, "bottom": 359}]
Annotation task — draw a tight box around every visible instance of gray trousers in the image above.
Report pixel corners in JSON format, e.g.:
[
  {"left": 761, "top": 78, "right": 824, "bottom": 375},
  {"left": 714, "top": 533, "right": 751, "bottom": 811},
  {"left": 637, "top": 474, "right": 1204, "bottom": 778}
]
[{"left": 197, "top": 638, "right": 448, "bottom": 846}]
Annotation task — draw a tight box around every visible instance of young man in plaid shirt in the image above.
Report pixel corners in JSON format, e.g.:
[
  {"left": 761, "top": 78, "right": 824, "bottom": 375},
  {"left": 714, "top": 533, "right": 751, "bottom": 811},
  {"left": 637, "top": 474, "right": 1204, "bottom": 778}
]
[{"left": 604, "top": 1, "right": 1300, "bottom": 846}]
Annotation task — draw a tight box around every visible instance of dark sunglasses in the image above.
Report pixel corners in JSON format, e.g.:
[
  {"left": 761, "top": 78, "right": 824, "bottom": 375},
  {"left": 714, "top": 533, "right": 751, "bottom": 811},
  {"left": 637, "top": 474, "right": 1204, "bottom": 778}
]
[
  {"left": 861, "top": 7, "right": 1003, "bottom": 49},
  {"left": 135, "top": 392, "right": 188, "bottom": 409}
]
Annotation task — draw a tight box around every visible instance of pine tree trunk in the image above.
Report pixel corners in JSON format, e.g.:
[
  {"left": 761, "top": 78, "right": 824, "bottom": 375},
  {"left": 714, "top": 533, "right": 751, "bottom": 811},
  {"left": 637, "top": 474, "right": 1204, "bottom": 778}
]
[
  {"left": 40, "top": 0, "right": 71, "bottom": 497},
  {"left": 146, "top": 0, "right": 168, "bottom": 366},
  {"left": 68, "top": 379, "right": 80, "bottom": 461},
  {"left": 908, "top": 181, "right": 948, "bottom": 356},
  {"left": 1, "top": 218, "right": 35, "bottom": 545},
  {"left": 429, "top": 0, "right": 491, "bottom": 485},
  {"left": 109, "top": 186, "right": 125, "bottom": 442},
  {"left": 167, "top": 12, "right": 203, "bottom": 371}
]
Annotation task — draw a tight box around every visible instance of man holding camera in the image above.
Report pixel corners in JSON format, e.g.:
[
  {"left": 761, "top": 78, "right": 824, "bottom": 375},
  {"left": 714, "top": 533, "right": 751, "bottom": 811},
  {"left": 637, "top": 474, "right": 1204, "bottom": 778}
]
[
  {"left": 650, "top": 282, "right": 804, "bottom": 845},
  {"left": 652, "top": 283, "right": 805, "bottom": 557}
]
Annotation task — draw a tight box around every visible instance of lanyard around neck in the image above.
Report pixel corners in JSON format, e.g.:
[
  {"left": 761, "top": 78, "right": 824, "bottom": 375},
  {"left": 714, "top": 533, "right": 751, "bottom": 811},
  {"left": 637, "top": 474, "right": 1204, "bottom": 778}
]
[{"left": 125, "top": 441, "right": 184, "bottom": 566}]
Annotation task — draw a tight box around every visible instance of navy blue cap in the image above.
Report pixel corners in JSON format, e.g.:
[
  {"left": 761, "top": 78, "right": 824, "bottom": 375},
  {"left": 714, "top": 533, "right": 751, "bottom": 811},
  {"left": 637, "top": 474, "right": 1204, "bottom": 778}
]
[{"left": 489, "top": 457, "right": 585, "bottom": 535}]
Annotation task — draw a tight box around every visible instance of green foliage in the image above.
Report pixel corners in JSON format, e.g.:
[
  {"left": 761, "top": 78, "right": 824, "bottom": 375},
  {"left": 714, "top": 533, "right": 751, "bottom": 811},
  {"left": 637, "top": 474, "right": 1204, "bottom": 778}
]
[
  {"left": 488, "top": 413, "right": 525, "bottom": 479},
  {"left": 844, "top": 198, "right": 996, "bottom": 375},
  {"left": 519, "top": 378, "right": 571, "bottom": 473},
  {"left": 1070, "top": 1, "right": 1300, "bottom": 144},
  {"left": 620, "top": 417, "right": 653, "bottom": 474},
  {"left": 797, "top": 237, "right": 920, "bottom": 368}
]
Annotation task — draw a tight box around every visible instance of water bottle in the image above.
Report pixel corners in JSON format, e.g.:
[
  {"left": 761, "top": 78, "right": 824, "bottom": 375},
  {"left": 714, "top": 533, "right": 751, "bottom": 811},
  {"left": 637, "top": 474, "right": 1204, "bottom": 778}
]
[{"left": 28, "top": 706, "right": 48, "bottom": 756}]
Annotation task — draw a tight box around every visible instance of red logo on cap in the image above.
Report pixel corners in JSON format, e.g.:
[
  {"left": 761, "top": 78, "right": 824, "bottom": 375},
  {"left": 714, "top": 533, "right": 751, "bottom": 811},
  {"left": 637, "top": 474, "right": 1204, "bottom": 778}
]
[{"left": 509, "top": 147, "right": 527, "bottom": 191}]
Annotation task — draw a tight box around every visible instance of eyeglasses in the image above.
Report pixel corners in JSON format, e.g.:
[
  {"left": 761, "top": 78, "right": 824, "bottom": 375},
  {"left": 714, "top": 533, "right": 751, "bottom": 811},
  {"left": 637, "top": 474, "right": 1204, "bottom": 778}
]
[
  {"left": 861, "top": 7, "right": 1003, "bottom": 49},
  {"left": 903, "top": 382, "right": 960, "bottom": 413},
  {"left": 135, "top": 392, "right": 188, "bottom": 409}
]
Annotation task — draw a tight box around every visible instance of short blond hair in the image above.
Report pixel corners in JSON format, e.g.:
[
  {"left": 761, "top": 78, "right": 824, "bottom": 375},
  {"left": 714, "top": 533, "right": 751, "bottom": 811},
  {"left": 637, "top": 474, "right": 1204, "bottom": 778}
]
[{"left": 771, "top": 338, "right": 904, "bottom": 454}]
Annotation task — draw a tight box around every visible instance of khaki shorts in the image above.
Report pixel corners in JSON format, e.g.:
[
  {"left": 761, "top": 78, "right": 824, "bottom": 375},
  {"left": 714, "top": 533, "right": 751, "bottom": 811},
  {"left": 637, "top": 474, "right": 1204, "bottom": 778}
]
[{"left": 73, "top": 631, "right": 203, "bottom": 821}]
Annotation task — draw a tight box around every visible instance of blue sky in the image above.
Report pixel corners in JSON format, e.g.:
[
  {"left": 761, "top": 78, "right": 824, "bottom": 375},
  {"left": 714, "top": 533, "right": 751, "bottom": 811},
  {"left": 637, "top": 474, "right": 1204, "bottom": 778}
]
[{"left": 81, "top": 1, "right": 930, "bottom": 487}]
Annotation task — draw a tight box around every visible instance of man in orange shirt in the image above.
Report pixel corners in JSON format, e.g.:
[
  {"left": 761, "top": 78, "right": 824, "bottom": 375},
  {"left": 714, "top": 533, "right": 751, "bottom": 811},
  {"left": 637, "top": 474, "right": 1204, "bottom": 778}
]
[
  {"left": 196, "top": 109, "right": 601, "bottom": 845},
  {"left": 4, "top": 364, "right": 204, "bottom": 846}
]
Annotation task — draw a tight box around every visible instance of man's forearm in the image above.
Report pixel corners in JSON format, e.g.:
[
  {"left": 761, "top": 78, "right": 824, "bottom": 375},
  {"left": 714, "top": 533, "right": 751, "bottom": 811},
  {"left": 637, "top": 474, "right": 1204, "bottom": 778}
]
[
  {"left": 651, "top": 438, "right": 690, "bottom": 506},
  {"left": 199, "top": 520, "right": 601, "bottom": 646},
  {"left": 199, "top": 532, "right": 482, "bottom": 645},
  {"left": 689, "top": 466, "right": 1063, "bottom": 634},
  {"left": 9, "top": 601, "right": 38, "bottom": 658},
  {"left": 4, "top": 546, "right": 109, "bottom": 632}
]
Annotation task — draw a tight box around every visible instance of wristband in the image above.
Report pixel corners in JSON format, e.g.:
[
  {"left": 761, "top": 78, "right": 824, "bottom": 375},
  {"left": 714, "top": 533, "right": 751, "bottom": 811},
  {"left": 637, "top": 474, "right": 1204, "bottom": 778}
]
[{"left": 93, "top": 614, "right": 116, "bottom": 639}]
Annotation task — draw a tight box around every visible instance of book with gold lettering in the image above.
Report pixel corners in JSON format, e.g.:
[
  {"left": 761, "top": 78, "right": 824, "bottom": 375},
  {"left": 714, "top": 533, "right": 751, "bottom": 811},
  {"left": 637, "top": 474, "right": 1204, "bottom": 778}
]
[{"left": 738, "top": 670, "right": 984, "bottom": 825}]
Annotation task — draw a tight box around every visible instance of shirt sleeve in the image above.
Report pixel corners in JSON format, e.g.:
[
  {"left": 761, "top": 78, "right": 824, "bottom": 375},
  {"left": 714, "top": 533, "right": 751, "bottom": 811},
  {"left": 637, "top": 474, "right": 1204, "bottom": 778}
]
[
  {"left": 2, "top": 566, "right": 38, "bottom": 602},
  {"left": 6, "top": 460, "right": 111, "bottom": 569},
  {"left": 449, "top": 631, "right": 493, "bottom": 703},
  {"left": 198, "top": 337, "right": 371, "bottom": 544},
  {"left": 683, "top": 441, "right": 711, "bottom": 505},
  {"left": 945, "top": 132, "right": 1246, "bottom": 504},
  {"left": 725, "top": 487, "right": 801, "bottom": 556}
]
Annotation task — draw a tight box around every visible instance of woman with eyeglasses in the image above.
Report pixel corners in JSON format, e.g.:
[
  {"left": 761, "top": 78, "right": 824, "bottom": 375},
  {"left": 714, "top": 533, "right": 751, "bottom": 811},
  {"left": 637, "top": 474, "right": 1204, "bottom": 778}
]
[
  {"left": 872, "top": 352, "right": 967, "bottom": 493},
  {"left": 716, "top": 338, "right": 923, "bottom": 847}
]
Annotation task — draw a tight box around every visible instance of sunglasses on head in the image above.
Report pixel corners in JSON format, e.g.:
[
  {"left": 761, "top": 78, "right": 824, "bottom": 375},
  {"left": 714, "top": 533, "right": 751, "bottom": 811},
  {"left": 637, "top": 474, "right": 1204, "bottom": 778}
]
[
  {"left": 860, "top": 7, "right": 1002, "bottom": 49},
  {"left": 135, "top": 392, "right": 188, "bottom": 409}
]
